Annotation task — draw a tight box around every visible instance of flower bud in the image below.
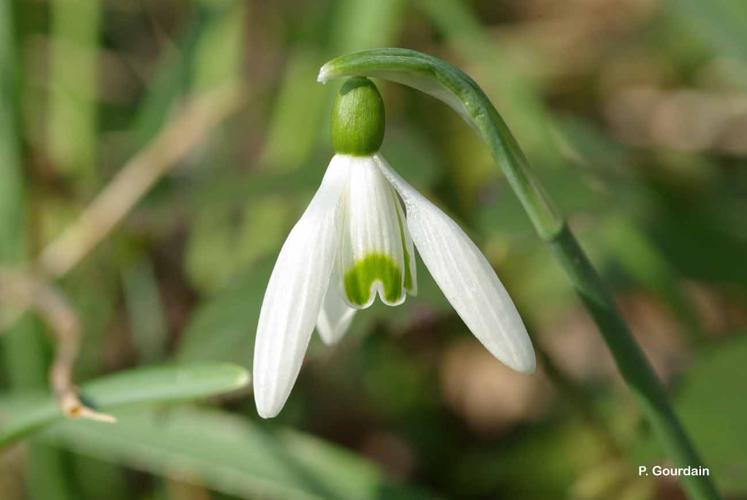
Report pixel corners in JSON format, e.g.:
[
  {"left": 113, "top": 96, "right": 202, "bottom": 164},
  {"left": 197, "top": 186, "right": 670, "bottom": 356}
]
[{"left": 331, "top": 77, "right": 385, "bottom": 155}]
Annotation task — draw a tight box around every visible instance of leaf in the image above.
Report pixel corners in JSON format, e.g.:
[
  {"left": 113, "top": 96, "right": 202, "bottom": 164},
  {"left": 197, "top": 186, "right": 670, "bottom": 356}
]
[
  {"left": 129, "top": 11, "right": 206, "bottom": 148},
  {"left": 191, "top": 1, "right": 246, "bottom": 93},
  {"left": 0, "top": 363, "right": 250, "bottom": 448},
  {"left": 46, "top": 0, "right": 100, "bottom": 177},
  {"left": 331, "top": 0, "right": 405, "bottom": 53},
  {"left": 260, "top": 47, "right": 328, "bottom": 170},
  {"left": 42, "top": 407, "right": 434, "bottom": 500}
]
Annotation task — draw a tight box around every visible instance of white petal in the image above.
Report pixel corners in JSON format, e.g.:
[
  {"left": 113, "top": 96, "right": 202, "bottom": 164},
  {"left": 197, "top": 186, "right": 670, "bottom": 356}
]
[
  {"left": 316, "top": 283, "right": 356, "bottom": 345},
  {"left": 393, "top": 188, "right": 417, "bottom": 296},
  {"left": 374, "top": 154, "right": 535, "bottom": 373},
  {"left": 335, "top": 155, "right": 410, "bottom": 308},
  {"left": 253, "top": 155, "right": 350, "bottom": 418}
]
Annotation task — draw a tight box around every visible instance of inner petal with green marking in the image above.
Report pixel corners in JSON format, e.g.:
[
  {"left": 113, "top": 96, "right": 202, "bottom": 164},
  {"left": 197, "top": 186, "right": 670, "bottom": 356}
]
[
  {"left": 335, "top": 155, "right": 417, "bottom": 309},
  {"left": 344, "top": 253, "right": 403, "bottom": 307}
]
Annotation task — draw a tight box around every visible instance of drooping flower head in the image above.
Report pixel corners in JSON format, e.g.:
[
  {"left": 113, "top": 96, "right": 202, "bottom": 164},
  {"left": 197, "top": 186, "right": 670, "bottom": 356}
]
[{"left": 253, "top": 77, "right": 535, "bottom": 418}]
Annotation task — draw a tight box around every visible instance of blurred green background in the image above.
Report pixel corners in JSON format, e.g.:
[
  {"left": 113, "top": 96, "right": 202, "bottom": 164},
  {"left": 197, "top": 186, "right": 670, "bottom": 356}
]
[{"left": 1, "top": 0, "right": 747, "bottom": 499}]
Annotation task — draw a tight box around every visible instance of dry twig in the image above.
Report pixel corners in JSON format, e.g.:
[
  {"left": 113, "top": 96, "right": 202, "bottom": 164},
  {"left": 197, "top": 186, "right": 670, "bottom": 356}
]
[{"left": 0, "top": 270, "right": 115, "bottom": 422}]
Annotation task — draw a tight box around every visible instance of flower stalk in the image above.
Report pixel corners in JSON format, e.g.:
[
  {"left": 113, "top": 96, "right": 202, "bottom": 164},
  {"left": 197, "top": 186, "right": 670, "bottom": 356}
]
[{"left": 319, "top": 48, "right": 719, "bottom": 500}]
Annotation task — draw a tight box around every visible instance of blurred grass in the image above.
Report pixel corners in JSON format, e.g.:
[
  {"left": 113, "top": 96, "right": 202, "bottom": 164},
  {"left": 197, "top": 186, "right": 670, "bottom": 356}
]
[{"left": 1, "top": 0, "right": 747, "bottom": 498}]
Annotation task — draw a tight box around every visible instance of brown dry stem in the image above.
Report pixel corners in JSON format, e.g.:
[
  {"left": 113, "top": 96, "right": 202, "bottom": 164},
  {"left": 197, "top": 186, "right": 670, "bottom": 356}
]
[{"left": 0, "top": 270, "right": 115, "bottom": 422}]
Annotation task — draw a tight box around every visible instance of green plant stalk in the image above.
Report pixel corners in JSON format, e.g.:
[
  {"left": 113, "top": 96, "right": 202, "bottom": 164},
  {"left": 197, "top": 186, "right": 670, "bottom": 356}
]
[
  {"left": 48, "top": 0, "right": 100, "bottom": 182},
  {"left": 0, "top": 0, "right": 46, "bottom": 391},
  {"left": 318, "top": 48, "right": 719, "bottom": 500}
]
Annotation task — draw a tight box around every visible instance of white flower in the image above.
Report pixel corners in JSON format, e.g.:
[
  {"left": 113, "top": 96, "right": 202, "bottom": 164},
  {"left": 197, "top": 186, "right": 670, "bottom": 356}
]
[{"left": 253, "top": 78, "right": 535, "bottom": 418}]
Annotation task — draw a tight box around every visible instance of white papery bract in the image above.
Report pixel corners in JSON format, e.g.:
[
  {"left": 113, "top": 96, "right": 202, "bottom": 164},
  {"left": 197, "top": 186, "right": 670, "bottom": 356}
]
[{"left": 253, "top": 153, "right": 535, "bottom": 418}]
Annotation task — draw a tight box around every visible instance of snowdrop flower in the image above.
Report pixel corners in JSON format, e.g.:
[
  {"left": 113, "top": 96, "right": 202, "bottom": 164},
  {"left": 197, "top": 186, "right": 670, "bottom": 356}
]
[{"left": 253, "top": 77, "right": 535, "bottom": 418}]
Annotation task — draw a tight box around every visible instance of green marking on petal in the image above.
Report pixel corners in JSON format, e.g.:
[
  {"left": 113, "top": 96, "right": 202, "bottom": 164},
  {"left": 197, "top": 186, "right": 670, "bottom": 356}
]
[{"left": 343, "top": 253, "right": 403, "bottom": 307}]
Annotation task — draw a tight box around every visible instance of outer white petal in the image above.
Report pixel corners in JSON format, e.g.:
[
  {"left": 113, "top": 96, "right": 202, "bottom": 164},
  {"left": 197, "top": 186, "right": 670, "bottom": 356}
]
[
  {"left": 316, "top": 283, "right": 356, "bottom": 345},
  {"left": 336, "top": 155, "right": 409, "bottom": 308},
  {"left": 374, "top": 154, "right": 535, "bottom": 373},
  {"left": 253, "top": 155, "right": 350, "bottom": 418}
]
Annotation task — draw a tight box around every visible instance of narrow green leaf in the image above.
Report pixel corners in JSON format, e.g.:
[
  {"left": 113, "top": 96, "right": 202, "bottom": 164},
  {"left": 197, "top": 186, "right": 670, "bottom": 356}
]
[
  {"left": 331, "top": 0, "right": 404, "bottom": 52},
  {"left": 129, "top": 7, "right": 213, "bottom": 148},
  {"left": 261, "top": 47, "right": 328, "bottom": 170},
  {"left": 42, "top": 407, "right": 434, "bottom": 500},
  {"left": 47, "top": 0, "right": 100, "bottom": 179},
  {"left": 191, "top": 1, "right": 246, "bottom": 93},
  {"left": 0, "top": 363, "right": 250, "bottom": 448}
]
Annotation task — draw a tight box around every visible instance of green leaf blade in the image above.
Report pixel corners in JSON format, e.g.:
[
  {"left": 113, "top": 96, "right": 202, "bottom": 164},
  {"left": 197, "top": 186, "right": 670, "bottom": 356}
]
[
  {"left": 0, "top": 363, "right": 250, "bottom": 448},
  {"left": 42, "top": 408, "right": 435, "bottom": 500}
]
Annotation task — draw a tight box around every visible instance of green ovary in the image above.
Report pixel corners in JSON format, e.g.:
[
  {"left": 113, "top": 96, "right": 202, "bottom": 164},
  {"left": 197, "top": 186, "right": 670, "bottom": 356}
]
[{"left": 343, "top": 253, "right": 403, "bottom": 307}]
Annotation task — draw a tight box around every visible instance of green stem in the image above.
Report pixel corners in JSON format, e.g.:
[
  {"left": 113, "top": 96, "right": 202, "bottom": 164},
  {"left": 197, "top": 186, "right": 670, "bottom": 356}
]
[
  {"left": 47, "top": 0, "right": 100, "bottom": 183},
  {"left": 549, "top": 225, "right": 716, "bottom": 496},
  {"left": 318, "top": 48, "right": 719, "bottom": 500}
]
